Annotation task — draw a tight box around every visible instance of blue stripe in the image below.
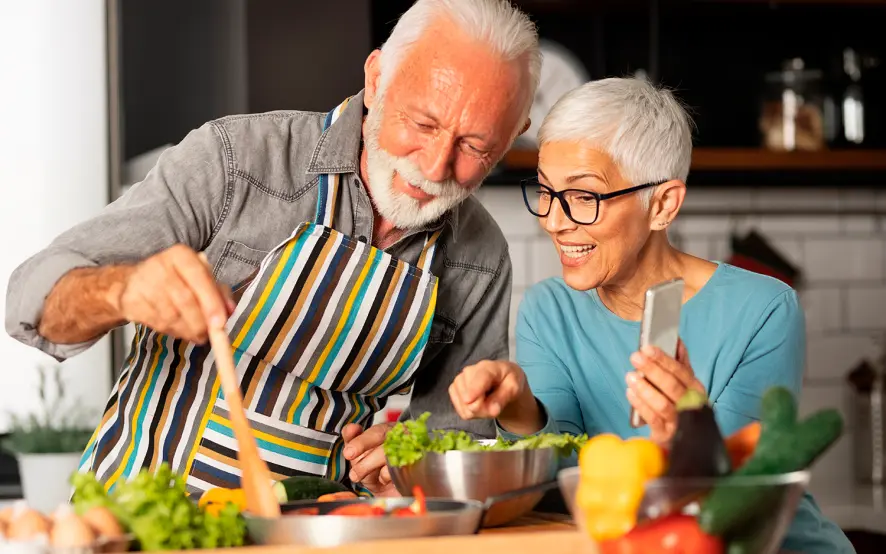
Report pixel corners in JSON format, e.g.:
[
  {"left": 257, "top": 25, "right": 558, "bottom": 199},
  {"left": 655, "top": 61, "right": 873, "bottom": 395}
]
[
  {"left": 294, "top": 247, "right": 382, "bottom": 420},
  {"left": 255, "top": 358, "right": 286, "bottom": 415},
  {"left": 315, "top": 174, "right": 329, "bottom": 224},
  {"left": 192, "top": 459, "right": 239, "bottom": 488},
  {"left": 206, "top": 419, "right": 329, "bottom": 465}
]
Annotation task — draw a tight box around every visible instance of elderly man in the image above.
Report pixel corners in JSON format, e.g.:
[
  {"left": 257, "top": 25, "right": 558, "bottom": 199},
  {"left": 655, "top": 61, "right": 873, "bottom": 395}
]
[{"left": 5, "top": 0, "right": 540, "bottom": 496}]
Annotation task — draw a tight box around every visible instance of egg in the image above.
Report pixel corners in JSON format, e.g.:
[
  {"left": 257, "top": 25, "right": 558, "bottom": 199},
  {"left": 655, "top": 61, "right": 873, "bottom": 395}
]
[
  {"left": 80, "top": 506, "right": 124, "bottom": 539},
  {"left": 49, "top": 505, "right": 96, "bottom": 548},
  {"left": 0, "top": 505, "right": 13, "bottom": 525},
  {"left": 6, "top": 502, "right": 50, "bottom": 541}
]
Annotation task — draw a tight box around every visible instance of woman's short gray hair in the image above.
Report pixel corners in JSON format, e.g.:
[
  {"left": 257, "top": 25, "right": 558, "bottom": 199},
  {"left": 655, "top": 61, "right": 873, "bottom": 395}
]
[
  {"left": 378, "top": 0, "right": 541, "bottom": 128},
  {"left": 538, "top": 77, "right": 694, "bottom": 205}
]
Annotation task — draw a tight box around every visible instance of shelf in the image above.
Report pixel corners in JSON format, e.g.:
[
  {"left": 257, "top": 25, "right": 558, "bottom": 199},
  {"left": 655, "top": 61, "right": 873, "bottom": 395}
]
[{"left": 500, "top": 148, "right": 886, "bottom": 172}]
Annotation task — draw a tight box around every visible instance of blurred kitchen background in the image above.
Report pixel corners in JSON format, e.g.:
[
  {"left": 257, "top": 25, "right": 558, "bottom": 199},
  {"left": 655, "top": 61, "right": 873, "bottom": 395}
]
[{"left": 1, "top": 0, "right": 885, "bottom": 546}]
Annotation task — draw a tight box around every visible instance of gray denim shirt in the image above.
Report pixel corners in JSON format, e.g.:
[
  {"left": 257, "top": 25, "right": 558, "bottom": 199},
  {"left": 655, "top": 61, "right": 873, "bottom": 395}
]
[{"left": 5, "top": 90, "right": 511, "bottom": 437}]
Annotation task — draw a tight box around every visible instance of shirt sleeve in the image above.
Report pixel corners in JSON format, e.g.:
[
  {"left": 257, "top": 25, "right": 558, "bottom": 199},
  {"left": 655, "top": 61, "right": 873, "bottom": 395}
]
[
  {"left": 711, "top": 289, "right": 806, "bottom": 435},
  {"left": 5, "top": 122, "right": 228, "bottom": 361},
  {"left": 401, "top": 248, "right": 513, "bottom": 438},
  {"left": 512, "top": 289, "right": 584, "bottom": 437}
]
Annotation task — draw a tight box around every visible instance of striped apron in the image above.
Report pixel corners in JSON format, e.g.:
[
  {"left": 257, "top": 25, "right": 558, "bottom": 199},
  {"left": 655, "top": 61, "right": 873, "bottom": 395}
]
[{"left": 79, "top": 97, "right": 441, "bottom": 494}]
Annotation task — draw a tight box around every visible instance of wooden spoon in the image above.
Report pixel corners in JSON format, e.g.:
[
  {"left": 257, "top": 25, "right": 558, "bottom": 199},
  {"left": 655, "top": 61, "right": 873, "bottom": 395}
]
[{"left": 200, "top": 254, "right": 281, "bottom": 518}]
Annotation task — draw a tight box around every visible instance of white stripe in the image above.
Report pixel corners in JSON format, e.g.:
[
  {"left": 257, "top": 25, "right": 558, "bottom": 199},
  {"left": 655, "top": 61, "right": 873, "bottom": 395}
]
[
  {"left": 290, "top": 234, "right": 366, "bottom": 376},
  {"left": 364, "top": 271, "right": 433, "bottom": 393},
  {"left": 185, "top": 474, "right": 216, "bottom": 494},
  {"left": 214, "top": 397, "right": 338, "bottom": 444},
  {"left": 321, "top": 173, "right": 337, "bottom": 227},
  {"left": 202, "top": 427, "right": 328, "bottom": 474},
  {"left": 341, "top": 266, "right": 410, "bottom": 391},
  {"left": 318, "top": 250, "right": 390, "bottom": 391},
  {"left": 420, "top": 240, "right": 438, "bottom": 273}
]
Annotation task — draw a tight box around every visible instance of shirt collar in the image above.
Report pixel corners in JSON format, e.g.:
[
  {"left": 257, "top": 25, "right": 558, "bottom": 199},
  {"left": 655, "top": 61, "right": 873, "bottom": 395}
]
[{"left": 306, "top": 89, "right": 460, "bottom": 242}]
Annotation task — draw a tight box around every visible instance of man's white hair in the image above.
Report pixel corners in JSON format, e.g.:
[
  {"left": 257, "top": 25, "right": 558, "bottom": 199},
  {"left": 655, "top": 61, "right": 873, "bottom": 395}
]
[
  {"left": 538, "top": 77, "right": 694, "bottom": 206},
  {"left": 378, "top": 0, "right": 541, "bottom": 132}
]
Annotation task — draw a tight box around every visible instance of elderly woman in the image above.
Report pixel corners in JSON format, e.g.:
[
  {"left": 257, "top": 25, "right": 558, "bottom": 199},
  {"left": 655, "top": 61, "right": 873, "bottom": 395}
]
[{"left": 449, "top": 78, "right": 854, "bottom": 554}]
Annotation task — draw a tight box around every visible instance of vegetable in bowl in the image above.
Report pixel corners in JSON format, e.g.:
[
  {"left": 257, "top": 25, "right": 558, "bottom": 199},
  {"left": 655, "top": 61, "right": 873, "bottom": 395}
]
[{"left": 383, "top": 412, "right": 588, "bottom": 467}]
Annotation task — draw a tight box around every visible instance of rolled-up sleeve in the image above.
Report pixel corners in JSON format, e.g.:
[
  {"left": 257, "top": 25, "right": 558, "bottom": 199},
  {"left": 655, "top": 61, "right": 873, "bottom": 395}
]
[{"left": 5, "top": 122, "right": 228, "bottom": 361}]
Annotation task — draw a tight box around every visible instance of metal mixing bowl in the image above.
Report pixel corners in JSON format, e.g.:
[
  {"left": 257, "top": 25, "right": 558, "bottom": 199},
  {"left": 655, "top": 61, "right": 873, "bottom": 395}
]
[
  {"left": 558, "top": 466, "right": 810, "bottom": 554},
  {"left": 387, "top": 443, "right": 560, "bottom": 527}
]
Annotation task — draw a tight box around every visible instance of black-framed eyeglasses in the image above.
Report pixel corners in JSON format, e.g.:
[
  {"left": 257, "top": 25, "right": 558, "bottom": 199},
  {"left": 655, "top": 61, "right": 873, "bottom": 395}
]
[{"left": 520, "top": 178, "right": 667, "bottom": 225}]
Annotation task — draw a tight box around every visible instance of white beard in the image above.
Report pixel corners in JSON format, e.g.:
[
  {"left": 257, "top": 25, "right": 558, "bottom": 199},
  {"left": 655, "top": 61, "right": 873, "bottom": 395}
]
[{"left": 363, "top": 102, "right": 479, "bottom": 230}]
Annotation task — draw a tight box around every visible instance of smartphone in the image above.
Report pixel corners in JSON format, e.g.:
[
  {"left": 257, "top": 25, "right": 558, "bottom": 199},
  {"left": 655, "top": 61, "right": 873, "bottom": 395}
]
[{"left": 630, "top": 278, "right": 685, "bottom": 428}]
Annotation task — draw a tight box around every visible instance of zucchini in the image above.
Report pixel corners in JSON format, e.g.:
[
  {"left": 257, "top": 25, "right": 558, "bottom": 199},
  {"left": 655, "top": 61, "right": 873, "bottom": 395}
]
[
  {"left": 698, "top": 387, "right": 843, "bottom": 537},
  {"left": 272, "top": 475, "right": 349, "bottom": 503}
]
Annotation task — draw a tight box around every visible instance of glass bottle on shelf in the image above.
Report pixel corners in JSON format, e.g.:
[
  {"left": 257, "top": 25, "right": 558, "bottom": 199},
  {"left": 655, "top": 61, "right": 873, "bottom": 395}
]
[{"left": 759, "top": 58, "right": 831, "bottom": 152}]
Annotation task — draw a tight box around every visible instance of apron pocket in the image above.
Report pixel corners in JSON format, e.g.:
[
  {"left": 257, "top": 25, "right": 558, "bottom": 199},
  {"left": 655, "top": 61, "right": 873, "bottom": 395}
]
[{"left": 186, "top": 397, "right": 337, "bottom": 492}]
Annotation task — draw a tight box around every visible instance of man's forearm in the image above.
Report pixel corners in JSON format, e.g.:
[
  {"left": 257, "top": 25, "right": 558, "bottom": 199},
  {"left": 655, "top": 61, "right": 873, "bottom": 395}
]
[{"left": 37, "top": 265, "right": 134, "bottom": 344}]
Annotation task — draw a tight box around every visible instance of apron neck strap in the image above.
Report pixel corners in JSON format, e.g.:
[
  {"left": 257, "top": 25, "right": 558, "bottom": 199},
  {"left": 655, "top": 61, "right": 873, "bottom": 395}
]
[
  {"left": 315, "top": 97, "right": 352, "bottom": 227},
  {"left": 417, "top": 229, "right": 443, "bottom": 273}
]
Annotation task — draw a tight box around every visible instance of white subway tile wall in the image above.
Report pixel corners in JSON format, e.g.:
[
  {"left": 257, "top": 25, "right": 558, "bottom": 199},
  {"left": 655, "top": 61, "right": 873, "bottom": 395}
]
[{"left": 477, "top": 185, "right": 886, "bottom": 486}]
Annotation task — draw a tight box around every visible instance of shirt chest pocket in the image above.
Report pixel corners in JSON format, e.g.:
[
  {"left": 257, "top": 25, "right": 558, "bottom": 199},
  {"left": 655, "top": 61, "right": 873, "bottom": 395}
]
[{"left": 212, "top": 240, "right": 270, "bottom": 300}]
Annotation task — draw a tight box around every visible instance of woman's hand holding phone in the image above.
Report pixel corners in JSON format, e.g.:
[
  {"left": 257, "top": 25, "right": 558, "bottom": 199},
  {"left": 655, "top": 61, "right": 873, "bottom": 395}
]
[{"left": 626, "top": 339, "right": 705, "bottom": 446}]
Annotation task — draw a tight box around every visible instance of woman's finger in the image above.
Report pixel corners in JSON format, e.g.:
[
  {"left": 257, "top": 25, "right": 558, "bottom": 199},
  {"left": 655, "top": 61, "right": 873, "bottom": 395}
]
[
  {"left": 630, "top": 353, "right": 685, "bottom": 403},
  {"left": 627, "top": 372, "right": 676, "bottom": 423},
  {"left": 639, "top": 345, "right": 697, "bottom": 390}
]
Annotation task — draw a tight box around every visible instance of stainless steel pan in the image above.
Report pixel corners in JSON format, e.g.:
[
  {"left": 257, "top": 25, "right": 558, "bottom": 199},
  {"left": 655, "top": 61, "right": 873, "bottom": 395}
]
[{"left": 243, "top": 480, "right": 559, "bottom": 547}]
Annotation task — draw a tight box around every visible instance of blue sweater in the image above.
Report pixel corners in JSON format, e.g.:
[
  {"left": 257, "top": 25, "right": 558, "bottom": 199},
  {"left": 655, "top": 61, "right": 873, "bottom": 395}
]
[{"left": 501, "top": 263, "right": 854, "bottom": 553}]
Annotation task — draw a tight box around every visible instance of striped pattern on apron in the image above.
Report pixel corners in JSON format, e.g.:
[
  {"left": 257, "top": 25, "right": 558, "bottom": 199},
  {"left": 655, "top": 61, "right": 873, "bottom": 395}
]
[{"left": 79, "top": 97, "right": 442, "bottom": 494}]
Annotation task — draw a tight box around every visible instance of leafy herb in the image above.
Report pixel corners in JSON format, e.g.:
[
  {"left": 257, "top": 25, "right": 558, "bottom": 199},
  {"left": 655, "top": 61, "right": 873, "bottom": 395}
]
[
  {"left": 71, "top": 464, "right": 246, "bottom": 550},
  {"left": 384, "top": 412, "right": 588, "bottom": 467}
]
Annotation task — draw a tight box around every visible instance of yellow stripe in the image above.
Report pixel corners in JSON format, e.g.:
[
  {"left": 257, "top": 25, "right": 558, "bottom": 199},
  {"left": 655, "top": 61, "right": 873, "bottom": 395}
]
[
  {"left": 183, "top": 375, "right": 221, "bottom": 478},
  {"left": 288, "top": 248, "right": 378, "bottom": 421},
  {"left": 233, "top": 238, "right": 299, "bottom": 348},
  {"left": 105, "top": 333, "right": 163, "bottom": 490},
  {"left": 370, "top": 280, "right": 438, "bottom": 395},
  {"left": 207, "top": 413, "right": 329, "bottom": 457},
  {"left": 416, "top": 230, "right": 442, "bottom": 270}
]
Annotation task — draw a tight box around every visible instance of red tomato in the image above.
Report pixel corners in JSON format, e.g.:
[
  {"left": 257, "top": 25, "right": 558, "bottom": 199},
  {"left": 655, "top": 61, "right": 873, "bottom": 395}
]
[
  {"left": 599, "top": 515, "right": 724, "bottom": 554},
  {"left": 327, "top": 504, "right": 386, "bottom": 517}
]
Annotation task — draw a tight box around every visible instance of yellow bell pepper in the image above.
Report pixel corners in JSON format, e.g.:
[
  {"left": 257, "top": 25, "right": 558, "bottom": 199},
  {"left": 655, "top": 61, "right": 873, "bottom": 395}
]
[
  {"left": 198, "top": 487, "right": 247, "bottom": 516},
  {"left": 576, "top": 433, "right": 665, "bottom": 543}
]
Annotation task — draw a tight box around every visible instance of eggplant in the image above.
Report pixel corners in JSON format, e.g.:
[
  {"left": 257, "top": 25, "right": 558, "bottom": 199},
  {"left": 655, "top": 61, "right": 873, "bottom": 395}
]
[
  {"left": 637, "top": 389, "right": 732, "bottom": 521},
  {"left": 666, "top": 389, "right": 732, "bottom": 479}
]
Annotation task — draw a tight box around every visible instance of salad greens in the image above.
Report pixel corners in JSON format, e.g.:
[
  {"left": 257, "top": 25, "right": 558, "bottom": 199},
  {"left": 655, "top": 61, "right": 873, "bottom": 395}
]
[
  {"left": 384, "top": 412, "right": 588, "bottom": 467},
  {"left": 71, "top": 464, "right": 246, "bottom": 551}
]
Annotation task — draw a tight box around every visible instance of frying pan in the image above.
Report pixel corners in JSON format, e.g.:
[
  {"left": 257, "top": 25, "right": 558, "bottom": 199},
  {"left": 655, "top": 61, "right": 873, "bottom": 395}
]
[{"left": 243, "top": 480, "right": 559, "bottom": 547}]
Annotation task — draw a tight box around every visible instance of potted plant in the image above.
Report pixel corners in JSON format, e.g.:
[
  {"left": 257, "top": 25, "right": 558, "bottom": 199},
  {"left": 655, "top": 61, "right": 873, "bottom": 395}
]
[{"left": 2, "top": 364, "right": 95, "bottom": 512}]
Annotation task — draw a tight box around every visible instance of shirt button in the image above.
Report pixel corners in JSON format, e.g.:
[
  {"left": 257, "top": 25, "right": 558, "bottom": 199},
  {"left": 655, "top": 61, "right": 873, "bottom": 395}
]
[{"left": 358, "top": 236, "right": 368, "bottom": 243}]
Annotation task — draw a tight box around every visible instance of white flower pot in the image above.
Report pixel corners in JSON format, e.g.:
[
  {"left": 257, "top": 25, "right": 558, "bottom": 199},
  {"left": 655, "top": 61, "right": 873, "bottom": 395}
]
[{"left": 16, "top": 453, "right": 82, "bottom": 513}]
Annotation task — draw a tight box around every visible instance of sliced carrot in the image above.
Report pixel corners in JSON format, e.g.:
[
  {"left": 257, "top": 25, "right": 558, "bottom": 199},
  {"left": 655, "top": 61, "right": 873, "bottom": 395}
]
[
  {"left": 725, "top": 421, "right": 761, "bottom": 469},
  {"left": 318, "top": 491, "right": 358, "bottom": 502}
]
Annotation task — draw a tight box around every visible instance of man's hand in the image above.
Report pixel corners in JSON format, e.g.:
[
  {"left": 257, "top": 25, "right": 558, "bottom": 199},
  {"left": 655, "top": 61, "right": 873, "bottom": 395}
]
[
  {"left": 449, "top": 360, "right": 543, "bottom": 435},
  {"left": 115, "top": 245, "right": 235, "bottom": 344},
  {"left": 342, "top": 422, "right": 399, "bottom": 497},
  {"left": 626, "top": 340, "right": 705, "bottom": 446}
]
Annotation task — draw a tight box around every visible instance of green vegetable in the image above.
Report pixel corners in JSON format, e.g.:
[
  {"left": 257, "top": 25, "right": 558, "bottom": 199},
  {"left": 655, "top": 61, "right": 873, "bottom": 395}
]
[
  {"left": 71, "top": 464, "right": 246, "bottom": 550},
  {"left": 698, "top": 387, "right": 843, "bottom": 537},
  {"left": 383, "top": 412, "right": 587, "bottom": 467},
  {"left": 272, "top": 475, "right": 349, "bottom": 503}
]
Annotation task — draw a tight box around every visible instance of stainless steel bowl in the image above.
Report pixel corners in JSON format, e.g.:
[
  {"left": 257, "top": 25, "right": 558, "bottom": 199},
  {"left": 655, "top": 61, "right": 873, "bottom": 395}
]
[{"left": 387, "top": 443, "right": 559, "bottom": 527}]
